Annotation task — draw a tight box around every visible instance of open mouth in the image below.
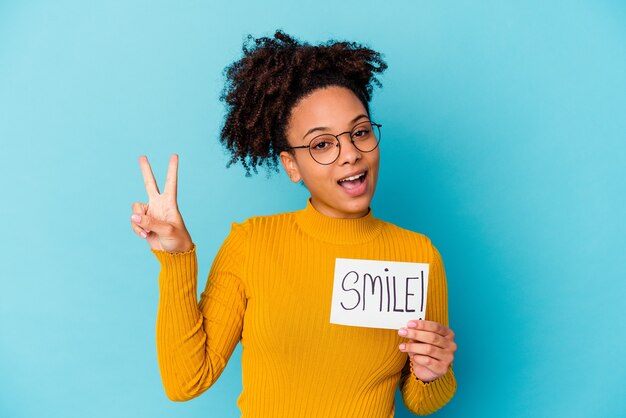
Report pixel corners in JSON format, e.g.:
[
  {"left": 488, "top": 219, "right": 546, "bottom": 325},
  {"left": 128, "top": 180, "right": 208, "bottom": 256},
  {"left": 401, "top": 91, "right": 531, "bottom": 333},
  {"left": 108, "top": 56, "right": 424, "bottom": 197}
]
[{"left": 337, "top": 170, "right": 368, "bottom": 191}]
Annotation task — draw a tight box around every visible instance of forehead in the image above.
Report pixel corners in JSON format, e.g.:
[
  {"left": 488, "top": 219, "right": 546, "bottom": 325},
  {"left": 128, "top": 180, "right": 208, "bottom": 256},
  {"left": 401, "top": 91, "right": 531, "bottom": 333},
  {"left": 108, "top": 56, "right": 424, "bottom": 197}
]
[{"left": 288, "top": 86, "right": 368, "bottom": 132}]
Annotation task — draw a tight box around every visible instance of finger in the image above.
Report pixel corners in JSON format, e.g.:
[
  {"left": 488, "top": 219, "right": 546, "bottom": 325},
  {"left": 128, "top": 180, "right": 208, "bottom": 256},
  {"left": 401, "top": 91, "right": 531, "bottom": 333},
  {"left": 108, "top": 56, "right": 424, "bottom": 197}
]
[
  {"left": 399, "top": 328, "right": 450, "bottom": 348},
  {"left": 164, "top": 154, "right": 178, "bottom": 200},
  {"left": 400, "top": 342, "right": 445, "bottom": 361},
  {"left": 131, "top": 202, "right": 149, "bottom": 237},
  {"left": 131, "top": 212, "right": 173, "bottom": 237},
  {"left": 131, "top": 213, "right": 151, "bottom": 233},
  {"left": 130, "top": 221, "right": 148, "bottom": 238},
  {"left": 407, "top": 320, "right": 453, "bottom": 338},
  {"left": 138, "top": 155, "right": 161, "bottom": 199}
]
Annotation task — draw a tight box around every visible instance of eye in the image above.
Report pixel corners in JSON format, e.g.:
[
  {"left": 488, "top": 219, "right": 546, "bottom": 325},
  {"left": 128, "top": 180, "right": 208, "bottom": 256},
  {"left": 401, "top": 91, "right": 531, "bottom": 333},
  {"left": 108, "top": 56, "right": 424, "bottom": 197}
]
[
  {"left": 352, "top": 127, "right": 371, "bottom": 139},
  {"left": 311, "top": 137, "right": 335, "bottom": 151}
]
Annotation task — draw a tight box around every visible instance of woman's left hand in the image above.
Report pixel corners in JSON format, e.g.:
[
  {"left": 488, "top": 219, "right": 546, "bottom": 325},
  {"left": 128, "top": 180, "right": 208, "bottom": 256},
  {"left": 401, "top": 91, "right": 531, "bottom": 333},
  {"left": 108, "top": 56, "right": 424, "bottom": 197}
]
[{"left": 398, "top": 320, "right": 457, "bottom": 382}]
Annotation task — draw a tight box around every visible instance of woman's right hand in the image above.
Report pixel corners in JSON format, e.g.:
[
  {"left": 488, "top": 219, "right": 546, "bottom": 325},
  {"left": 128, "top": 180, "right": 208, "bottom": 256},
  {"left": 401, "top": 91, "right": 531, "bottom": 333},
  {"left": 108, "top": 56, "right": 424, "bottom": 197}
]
[{"left": 130, "top": 154, "right": 194, "bottom": 253}]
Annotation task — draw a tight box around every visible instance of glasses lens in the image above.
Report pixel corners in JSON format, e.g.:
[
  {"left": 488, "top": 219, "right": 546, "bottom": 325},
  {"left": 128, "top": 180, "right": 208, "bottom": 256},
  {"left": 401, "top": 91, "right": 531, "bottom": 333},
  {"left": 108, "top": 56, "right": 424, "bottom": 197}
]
[
  {"left": 351, "top": 122, "right": 380, "bottom": 152},
  {"left": 309, "top": 135, "right": 339, "bottom": 164}
]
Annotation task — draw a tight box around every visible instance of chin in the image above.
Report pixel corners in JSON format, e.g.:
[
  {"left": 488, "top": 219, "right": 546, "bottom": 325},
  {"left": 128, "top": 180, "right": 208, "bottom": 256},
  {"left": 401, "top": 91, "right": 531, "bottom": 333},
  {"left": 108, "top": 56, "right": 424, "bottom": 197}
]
[{"left": 342, "top": 197, "right": 372, "bottom": 216}]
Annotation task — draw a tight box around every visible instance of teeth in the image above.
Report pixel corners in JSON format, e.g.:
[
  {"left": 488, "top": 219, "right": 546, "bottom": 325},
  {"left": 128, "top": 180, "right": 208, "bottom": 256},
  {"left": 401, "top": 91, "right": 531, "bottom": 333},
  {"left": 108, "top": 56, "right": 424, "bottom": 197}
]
[{"left": 339, "top": 172, "right": 365, "bottom": 182}]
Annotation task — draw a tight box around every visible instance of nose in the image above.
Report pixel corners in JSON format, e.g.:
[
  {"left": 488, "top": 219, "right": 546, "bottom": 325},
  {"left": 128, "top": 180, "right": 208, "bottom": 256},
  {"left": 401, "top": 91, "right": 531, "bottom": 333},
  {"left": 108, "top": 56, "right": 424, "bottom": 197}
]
[{"left": 336, "top": 133, "right": 362, "bottom": 165}]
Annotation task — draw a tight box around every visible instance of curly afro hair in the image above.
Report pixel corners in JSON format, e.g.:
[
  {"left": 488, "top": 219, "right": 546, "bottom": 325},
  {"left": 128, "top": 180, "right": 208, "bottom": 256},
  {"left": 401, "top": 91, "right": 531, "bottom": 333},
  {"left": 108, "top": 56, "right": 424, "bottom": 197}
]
[{"left": 218, "top": 29, "right": 388, "bottom": 177}]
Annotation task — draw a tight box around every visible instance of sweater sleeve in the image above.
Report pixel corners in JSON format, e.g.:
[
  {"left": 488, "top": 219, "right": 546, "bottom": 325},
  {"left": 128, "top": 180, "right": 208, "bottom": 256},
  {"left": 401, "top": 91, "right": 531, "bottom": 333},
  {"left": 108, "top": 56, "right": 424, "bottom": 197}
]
[
  {"left": 399, "top": 242, "right": 457, "bottom": 415},
  {"left": 150, "top": 222, "right": 248, "bottom": 401}
]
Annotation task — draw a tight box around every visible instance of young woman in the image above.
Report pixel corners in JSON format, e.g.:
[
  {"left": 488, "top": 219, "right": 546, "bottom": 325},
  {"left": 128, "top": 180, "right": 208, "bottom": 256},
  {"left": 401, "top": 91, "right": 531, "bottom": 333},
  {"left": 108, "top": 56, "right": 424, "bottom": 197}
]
[{"left": 130, "top": 30, "right": 457, "bottom": 417}]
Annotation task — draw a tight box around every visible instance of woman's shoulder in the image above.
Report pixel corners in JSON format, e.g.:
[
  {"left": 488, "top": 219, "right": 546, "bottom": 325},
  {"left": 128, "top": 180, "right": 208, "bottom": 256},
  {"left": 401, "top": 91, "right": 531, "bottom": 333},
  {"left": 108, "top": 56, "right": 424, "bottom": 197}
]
[
  {"left": 377, "top": 218, "right": 442, "bottom": 254},
  {"left": 378, "top": 218, "right": 432, "bottom": 241},
  {"left": 228, "top": 209, "right": 298, "bottom": 234}
]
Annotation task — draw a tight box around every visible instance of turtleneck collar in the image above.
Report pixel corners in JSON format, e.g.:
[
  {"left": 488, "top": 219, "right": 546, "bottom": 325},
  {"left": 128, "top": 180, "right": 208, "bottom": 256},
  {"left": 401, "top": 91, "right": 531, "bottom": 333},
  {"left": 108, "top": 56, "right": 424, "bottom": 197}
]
[{"left": 294, "top": 198, "right": 383, "bottom": 245}]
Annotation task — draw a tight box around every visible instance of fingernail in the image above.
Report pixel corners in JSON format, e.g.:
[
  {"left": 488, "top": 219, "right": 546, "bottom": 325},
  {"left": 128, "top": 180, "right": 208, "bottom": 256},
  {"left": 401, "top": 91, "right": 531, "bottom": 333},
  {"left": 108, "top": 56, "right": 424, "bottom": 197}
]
[
  {"left": 407, "top": 321, "right": 417, "bottom": 328},
  {"left": 398, "top": 328, "right": 408, "bottom": 336},
  {"left": 132, "top": 214, "right": 141, "bottom": 222},
  {"left": 140, "top": 231, "right": 147, "bottom": 238},
  {"left": 399, "top": 344, "right": 406, "bottom": 351}
]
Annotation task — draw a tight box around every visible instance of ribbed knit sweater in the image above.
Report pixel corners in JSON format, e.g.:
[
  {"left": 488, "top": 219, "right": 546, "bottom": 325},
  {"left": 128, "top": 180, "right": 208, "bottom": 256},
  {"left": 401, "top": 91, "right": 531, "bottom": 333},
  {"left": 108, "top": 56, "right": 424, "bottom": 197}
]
[{"left": 151, "top": 199, "right": 456, "bottom": 417}]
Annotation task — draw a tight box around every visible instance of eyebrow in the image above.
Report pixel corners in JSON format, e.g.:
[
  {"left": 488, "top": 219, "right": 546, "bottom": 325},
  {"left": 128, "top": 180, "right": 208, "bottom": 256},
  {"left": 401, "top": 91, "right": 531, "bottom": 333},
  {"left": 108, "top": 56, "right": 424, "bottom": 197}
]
[{"left": 302, "top": 114, "right": 369, "bottom": 140}]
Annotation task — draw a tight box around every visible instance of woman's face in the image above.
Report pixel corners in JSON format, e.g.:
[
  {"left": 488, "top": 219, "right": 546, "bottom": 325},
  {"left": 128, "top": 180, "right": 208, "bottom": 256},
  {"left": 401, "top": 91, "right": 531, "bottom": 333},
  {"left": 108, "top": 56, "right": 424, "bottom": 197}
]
[{"left": 280, "top": 85, "right": 380, "bottom": 219}]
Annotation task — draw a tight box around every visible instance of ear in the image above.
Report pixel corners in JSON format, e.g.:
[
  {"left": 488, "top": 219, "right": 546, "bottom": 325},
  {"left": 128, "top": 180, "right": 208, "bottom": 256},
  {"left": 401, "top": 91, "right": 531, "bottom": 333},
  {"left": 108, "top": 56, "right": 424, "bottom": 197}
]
[{"left": 279, "top": 151, "right": 302, "bottom": 183}]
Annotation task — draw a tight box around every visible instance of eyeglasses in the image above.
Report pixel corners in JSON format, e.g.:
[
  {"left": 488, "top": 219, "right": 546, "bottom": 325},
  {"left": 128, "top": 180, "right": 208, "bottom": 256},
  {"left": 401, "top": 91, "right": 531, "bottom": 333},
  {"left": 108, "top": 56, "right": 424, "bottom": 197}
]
[{"left": 285, "top": 120, "right": 382, "bottom": 165}]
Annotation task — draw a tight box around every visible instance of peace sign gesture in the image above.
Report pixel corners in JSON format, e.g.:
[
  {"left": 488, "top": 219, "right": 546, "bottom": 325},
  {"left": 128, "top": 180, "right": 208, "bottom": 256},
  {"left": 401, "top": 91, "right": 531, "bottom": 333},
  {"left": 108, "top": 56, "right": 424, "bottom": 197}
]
[{"left": 130, "top": 154, "right": 194, "bottom": 253}]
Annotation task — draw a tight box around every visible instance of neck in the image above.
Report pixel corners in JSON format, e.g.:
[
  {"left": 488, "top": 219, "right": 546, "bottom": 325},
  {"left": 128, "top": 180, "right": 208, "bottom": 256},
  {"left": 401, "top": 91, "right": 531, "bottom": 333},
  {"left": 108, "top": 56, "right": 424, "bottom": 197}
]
[
  {"left": 294, "top": 198, "right": 383, "bottom": 244},
  {"left": 309, "top": 197, "right": 370, "bottom": 219}
]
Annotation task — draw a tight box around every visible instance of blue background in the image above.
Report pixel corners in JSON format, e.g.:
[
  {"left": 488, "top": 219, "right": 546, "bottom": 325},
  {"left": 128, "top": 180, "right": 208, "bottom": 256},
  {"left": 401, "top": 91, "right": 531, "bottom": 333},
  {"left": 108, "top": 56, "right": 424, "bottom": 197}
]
[{"left": 1, "top": 1, "right": 625, "bottom": 417}]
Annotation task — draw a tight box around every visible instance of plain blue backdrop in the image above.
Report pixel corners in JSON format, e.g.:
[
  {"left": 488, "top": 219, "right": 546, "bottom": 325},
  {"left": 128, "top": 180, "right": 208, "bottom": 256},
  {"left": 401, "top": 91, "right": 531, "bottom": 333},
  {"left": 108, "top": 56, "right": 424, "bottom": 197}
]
[{"left": 1, "top": 1, "right": 625, "bottom": 417}]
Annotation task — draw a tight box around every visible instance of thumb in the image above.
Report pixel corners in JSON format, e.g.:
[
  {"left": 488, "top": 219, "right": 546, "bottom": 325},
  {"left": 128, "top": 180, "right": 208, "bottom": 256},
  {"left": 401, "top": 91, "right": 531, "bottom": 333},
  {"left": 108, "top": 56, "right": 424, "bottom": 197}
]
[{"left": 131, "top": 202, "right": 148, "bottom": 216}]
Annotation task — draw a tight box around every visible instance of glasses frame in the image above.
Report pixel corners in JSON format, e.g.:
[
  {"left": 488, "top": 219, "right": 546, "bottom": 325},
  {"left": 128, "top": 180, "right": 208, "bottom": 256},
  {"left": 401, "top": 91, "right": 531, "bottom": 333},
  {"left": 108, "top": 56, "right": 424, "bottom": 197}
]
[{"left": 284, "top": 121, "right": 382, "bottom": 165}]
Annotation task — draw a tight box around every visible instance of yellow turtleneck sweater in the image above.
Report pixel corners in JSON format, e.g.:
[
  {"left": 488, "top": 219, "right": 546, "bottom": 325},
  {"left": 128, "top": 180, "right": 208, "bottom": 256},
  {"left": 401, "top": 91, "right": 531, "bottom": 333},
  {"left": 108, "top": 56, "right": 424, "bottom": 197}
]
[{"left": 151, "top": 199, "right": 456, "bottom": 417}]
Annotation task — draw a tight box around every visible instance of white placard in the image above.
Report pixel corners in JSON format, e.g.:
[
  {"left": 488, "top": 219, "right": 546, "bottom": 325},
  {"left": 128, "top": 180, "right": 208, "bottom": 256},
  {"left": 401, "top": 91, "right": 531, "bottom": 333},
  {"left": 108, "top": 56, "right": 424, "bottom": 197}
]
[{"left": 329, "top": 258, "right": 429, "bottom": 330}]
